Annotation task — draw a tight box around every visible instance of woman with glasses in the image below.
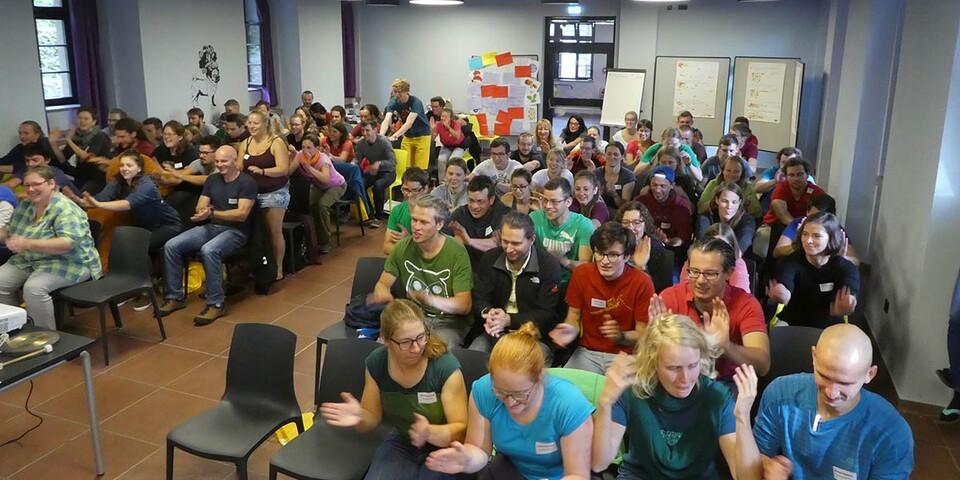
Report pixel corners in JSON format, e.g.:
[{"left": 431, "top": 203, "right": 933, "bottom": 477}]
[
  {"left": 614, "top": 201, "right": 674, "bottom": 291},
  {"left": 426, "top": 322, "right": 594, "bottom": 479},
  {"left": 571, "top": 170, "right": 609, "bottom": 228},
  {"left": 549, "top": 222, "right": 655, "bottom": 374},
  {"left": 0, "top": 166, "right": 101, "bottom": 330},
  {"left": 320, "top": 299, "right": 468, "bottom": 479},
  {"left": 592, "top": 314, "right": 755, "bottom": 479},
  {"left": 499, "top": 169, "right": 540, "bottom": 215},
  {"left": 766, "top": 211, "right": 860, "bottom": 328}
]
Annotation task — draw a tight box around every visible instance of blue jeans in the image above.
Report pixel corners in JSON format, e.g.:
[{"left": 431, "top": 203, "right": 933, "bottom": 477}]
[
  {"left": 364, "top": 433, "right": 452, "bottom": 480},
  {"left": 950, "top": 270, "right": 960, "bottom": 391},
  {"left": 163, "top": 224, "right": 247, "bottom": 306}
]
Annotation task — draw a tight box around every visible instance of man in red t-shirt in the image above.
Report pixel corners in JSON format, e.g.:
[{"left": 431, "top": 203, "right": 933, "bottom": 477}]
[
  {"left": 550, "top": 223, "right": 654, "bottom": 374},
  {"left": 762, "top": 158, "right": 824, "bottom": 227},
  {"left": 650, "top": 237, "right": 770, "bottom": 379}
]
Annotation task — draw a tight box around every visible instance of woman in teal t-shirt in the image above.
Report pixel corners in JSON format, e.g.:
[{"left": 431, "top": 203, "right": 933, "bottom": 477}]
[
  {"left": 592, "top": 314, "right": 754, "bottom": 479},
  {"left": 319, "top": 299, "right": 468, "bottom": 479},
  {"left": 426, "top": 322, "right": 594, "bottom": 480}
]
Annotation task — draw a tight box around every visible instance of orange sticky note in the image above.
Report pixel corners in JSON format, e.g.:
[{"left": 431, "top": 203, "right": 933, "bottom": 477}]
[
  {"left": 475, "top": 114, "right": 489, "bottom": 136},
  {"left": 495, "top": 52, "right": 514, "bottom": 67},
  {"left": 494, "top": 122, "right": 512, "bottom": 136},
  {"left": 492, "top": 86, "right": 509, "bottom": 98},
  {"left": 496, "top": 110, "right": 511, "bottom": 124},
  {"left": 515, "top": 65, "right": 532, "bottom": 78},
  {"left": 508, "top": 107, "right": 524, "bottom": 119},
  {"left": 480, "top": 85, "right": 496, "bottom": 97}
]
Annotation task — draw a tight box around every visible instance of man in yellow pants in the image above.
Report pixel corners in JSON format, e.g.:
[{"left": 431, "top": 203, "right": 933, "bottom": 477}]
[{"left": 381, "top": 79, "right": 432, "bottom": 171}]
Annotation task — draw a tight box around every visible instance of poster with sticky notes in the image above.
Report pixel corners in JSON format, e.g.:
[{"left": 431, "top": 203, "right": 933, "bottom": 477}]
[{"left": 466, "top": 51, "right": 540, "bottom": 136}]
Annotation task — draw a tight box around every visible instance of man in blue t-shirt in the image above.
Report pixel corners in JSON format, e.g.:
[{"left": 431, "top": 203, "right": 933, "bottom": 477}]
[
  {"left": 380, "top": 78, "right": 432, "bottom": 171},
  {"left": 750, "top": 324, "right": 914, "bottom": 479}
]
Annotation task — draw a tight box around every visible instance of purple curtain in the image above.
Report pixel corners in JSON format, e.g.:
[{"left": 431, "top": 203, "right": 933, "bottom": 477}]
[
  {"left": 255, "top": 0, "right": 278, "bottom": 106},
  {"left": 341, "top": 2, "right": 356, "bottom": 98},
  {"left": 68, "top": 0, "right": 107, "bottom": 124}
]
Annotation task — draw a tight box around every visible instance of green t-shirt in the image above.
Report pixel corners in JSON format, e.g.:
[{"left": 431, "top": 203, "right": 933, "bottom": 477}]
[
  {"left": 385, "top": 236, "right": 474, "bottom": 332},
  {"left": 531, "top": 209, "right": 595, "bottom": 283},
  {"left": 640, "top": 143, "right": 701, "bottom": 168},
  {"left": 386, "top": 201, "right": 412, "bottom": 233},
  {"left": 365, "top": 346, "right": 460, "bottom": 444}
]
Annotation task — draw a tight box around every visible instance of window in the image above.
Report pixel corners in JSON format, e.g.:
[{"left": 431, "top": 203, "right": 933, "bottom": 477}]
[
  {"left": 33, "top": 0, "right": 78, "bottom": 106},
  {"left": 558, "top": 53, "right": 592, "bottom": 81},
  {"left": 549, "top": 21, "right": 595, "bottom": 44},
  {"left": 244, "top": 0, "right": 263, "bottom": 88}
]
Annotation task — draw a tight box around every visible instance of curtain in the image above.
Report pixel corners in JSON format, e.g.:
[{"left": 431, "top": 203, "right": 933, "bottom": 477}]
[
  {"left": 255, "top": 0, "right": 278, "bottom": 106},
  {"left": 341, "top": 1, "right": 356, "bottom": 98},
  {"left": 68, "top": 0, "right": 107, "bottom": 124}
]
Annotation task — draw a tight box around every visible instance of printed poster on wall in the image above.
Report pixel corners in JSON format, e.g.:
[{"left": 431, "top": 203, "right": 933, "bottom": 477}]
[
  {"left": 466, "top": 51, "right": 541, "bottom": 136},
  {"left": 744, "top": 62, "right": 787, "bottom": 124},
  {"left": 672, "top": 60, "right": 719, "bottom": 118}
]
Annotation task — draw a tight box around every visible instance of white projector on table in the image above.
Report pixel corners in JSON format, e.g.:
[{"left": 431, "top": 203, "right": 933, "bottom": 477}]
[{"left": 0, "top": 304, "right": 27, "bottom": 334}]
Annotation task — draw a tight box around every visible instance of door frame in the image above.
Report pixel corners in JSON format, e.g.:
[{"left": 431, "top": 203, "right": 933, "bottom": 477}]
[{"left": 542, "top": 16, "right": 617, "bottom": 120}]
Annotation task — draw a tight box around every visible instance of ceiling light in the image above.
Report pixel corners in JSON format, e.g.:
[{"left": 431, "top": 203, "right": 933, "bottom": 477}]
[{"left": 410, "top": 0, "right": 464, "bottom": 4}]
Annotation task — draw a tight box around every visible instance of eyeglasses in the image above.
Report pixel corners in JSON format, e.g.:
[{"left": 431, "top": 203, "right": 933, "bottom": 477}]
[
  {"left": 23, "top": 180, "right": 50, "bottom": 189},
  {"left": 511, "top": 183, "right": 529, "bottom": 190},
  {"left": 199, "top": 150, "right": 215, "bottom": 155},
  {"left": 493, "top": 383, "right": 538, "bottom": 404},
  {"left": 401, "top": 186, "right": 424, "bottom": 195},
  {"left": 594, "top": 251, "right": 625, "bottom": 262},
  {"left": 389, "top": 332, "right": 429, "bottom": 351},
  {"left": 542, "top": 197, "right": 569, "bottom": 207},
  {"left": 687, "top": 268, "right": 722, "bottom": 281}
]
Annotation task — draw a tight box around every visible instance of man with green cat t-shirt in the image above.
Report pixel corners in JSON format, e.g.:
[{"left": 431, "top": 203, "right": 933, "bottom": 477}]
[
  {"left": 371, "top": 194, "right": 473, "bottom": 347},
  {"left": 530, "top": 177, "right": 595, "bottom": 284}
]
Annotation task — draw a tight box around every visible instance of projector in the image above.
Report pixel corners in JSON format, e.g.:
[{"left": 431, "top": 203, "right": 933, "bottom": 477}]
[{"left": 0, "top": 304, "right": 27, "bottom": 334}]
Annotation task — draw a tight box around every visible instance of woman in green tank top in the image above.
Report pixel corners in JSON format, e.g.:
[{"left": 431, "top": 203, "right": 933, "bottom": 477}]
[{"left": 319, "top": 299, "right": 469, "bottom": 479}]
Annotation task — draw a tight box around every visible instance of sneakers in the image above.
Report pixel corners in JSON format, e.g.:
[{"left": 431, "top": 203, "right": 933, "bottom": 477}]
[
  {"left": 940, "top": 391, "right": 960, "bottom": 423},
  {"left": 194, "top": 304, "right": 226, "bottom": 326},
  {"left": 318, "top": 244, "right": 332, "bottom": 255},
  {"left": 157, "top": 298, "right": 187, "bottom": 317},
  {"left": 367, "top": 219, "right": 383, "bottom": 229},
  {"left": 131, "top": 293, "right": 153, "bottom": 312}
]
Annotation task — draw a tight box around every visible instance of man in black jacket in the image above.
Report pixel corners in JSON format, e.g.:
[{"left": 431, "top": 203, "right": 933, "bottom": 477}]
[{"left": 468, "top": 211, "right": 562, "bottom": 359}]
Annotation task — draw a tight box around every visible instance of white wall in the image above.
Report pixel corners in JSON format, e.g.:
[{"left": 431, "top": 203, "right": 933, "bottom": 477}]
[
  {"left": 0, "top": 0, "right": 47, "bottom": 152},
  {"left": 616, "top": 1, "right": 660, "bottom": 121},
  {"left": 355, "top": 0, "right": 621, "bottom": 112},
  {"left": 98, "top": 0, "right": 148, "bottom": 120},
  {"left": 652, "top": 0, "right": 829, "bottom": 161},
  {"left": 138, "top": 0, "right": 248, "bottom": 123},
  {"left": 861, "top": 0, "right": 960, "bottom": 405},
  {"left": 298, "top": 0, "right": 344, "bottom": 112}
]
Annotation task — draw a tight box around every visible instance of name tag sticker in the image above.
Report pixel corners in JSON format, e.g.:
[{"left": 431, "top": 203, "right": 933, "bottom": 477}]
[
  {"left": 530, "top": 277, "right": 540, "bottom": 284},
  {"left": 174, "top": 162, "right": 183, "bottom": 169},
  {"left": 228, "top": 198, "right": 239, "bottom": 205},
  {"left": 485, "top": 226, "right": 493, "bottom": 236},
  {"left": 614, "top": 184, "right": 622, "bottom": 190},
  {"left": 660, "top": 222, "right": 671, "bottom": 230},
  {"left": 535, "top": 441, "right": 558, "bottom": 455},
  {"left": 819, "top": 282, "right": 835, "bottom": 292},
  {"left": 832, "top": 466, "right": 857, "bottom": 480},
  {"left": 806, "top": 187, "right": 814, "bottom": 194},
  {"left": 243, "top": 154, "right": 250, "bottom": 160},
  {"left": 591, "top": 298, "right": 607, "bottom": 308},
  {"left": 417, "top": 392, "right": 438, "bottom": 404}
]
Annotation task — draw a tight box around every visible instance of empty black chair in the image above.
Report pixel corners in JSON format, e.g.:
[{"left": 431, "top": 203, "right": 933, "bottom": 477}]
[
  {"left": 167, "top": 323, "right": 304, "bottom": 480},
  {"left": 269, "top": 338, "right": 388, "bottom": 480},
  {"left": 451, "top": 348, "right": 489, "bottom": 395},
  {"left": 754, "top": 325, "right": 824, "bottom": 417},
  {"left": 55, "top": 226, "right": 166, "bottom": 365}
]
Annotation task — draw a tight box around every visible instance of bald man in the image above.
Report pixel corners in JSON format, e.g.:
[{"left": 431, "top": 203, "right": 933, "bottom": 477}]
[
  {"left": 749, "top": 324, "right": 914, "bottom": 479},
  {"left": 159, "top": 145, "right": 258, "bottom": 326}
]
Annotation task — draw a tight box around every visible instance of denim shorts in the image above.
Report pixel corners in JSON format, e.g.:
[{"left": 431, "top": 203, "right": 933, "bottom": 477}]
[{"left": 256, "top": 184, "right": 290, "bottom": 209}]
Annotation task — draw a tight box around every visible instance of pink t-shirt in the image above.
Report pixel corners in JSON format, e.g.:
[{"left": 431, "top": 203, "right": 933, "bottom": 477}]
[{"left": 297, "top": 151, "right": 345, "bottom": 189}]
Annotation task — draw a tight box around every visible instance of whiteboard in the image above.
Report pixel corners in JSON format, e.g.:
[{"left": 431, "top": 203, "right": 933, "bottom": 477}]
[
  {"left": 730, "top": 57, "right": 804, "bottom": 151},
  {"left": 652, "top": 56, "right": 731, "bottom": 145},
  {"left": 600, "top": 69, "right": 646, "bottom": 127}
]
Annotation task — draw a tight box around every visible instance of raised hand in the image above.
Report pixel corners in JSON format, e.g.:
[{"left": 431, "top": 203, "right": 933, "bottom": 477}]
[
  {"left": 765, "top": 280, "right": 790, "bottom": 304},
  {"left": 634, "top": 235, "right": 651, "bottom": 269},
  {"left": 732, "top": 364, "right": 758, "bottom": 421},
  {"left": 408, "top": 412, "right": 430, "bottom": 448},
  {"left": 600, "top": 352, "right": 638, "bottom": 407},
  {"left": 319, "top": 392, "right": 363, "bottom": 427},
  {"left": 599, "top": 315, "right": 623, "bottom": 341},
  {"left": 389, "top": 224, "right": 409, "bottom": 243},
  {"left": 648, "top": 293, "right": 671, "bottom": 322},
  {"left": 702, "top": 297, "right": 730, "bottom": 350},
  {"left": 425, "top": 441, "right": 469, "bottom": 474},
  {"left": 831, "top": 286, "right": 857, "bottom": 316},
  {"left": 549, "top": 323, "right": 578, "bottom": 348}
]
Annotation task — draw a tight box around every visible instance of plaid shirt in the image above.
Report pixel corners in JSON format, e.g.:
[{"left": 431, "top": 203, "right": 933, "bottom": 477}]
[{"left": 8, "top": 192, "right": 102, "bottom": 282}]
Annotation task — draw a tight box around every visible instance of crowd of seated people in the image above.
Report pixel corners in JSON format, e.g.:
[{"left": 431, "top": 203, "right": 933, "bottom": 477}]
[{"left": 0, "top": 83, "right": 924, "bottom": 478}]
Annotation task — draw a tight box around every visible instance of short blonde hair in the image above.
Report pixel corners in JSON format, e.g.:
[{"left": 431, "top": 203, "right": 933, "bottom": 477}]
[
  {"left": 632, "top": 314, "right": 718, "bottom": 399},
  {"left": 380, "top": 299, "right": 447, "bottom": 359},
  {"left": 391, "top": 78, "right": 410, "bottom": 92},
  {"left": 488, "top": 322, "right": 544, "bottom": 383}
]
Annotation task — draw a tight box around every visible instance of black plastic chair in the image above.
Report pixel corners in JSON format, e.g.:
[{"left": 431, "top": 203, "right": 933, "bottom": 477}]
[
  {"left": 167, "top": 323, "right": 304, "bottom": 480},
  {"left": 55, "top": 226, "right": 166, "bottom": 365},
  {"left": 648, "top": 248, "right": 675, "bottom": 293},
  {"left": 269, "top": 338, "right": 388, "bottom": 480},
  {"left": 755, "top": 325, "right": 824, "bottom": 416},
  {"left": 451, "top": 348, "right": 489, "bottom": 395}
]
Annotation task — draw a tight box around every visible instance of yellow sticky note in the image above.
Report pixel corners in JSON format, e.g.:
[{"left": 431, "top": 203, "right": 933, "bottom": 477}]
[{"left": 481, "top": 51, "right": 497, "bottom": 66}]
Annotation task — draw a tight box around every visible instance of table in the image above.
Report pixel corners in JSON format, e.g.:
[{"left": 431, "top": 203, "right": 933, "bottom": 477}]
[{"left": 0, "top": 327, "right": 103, "bottom": 476}]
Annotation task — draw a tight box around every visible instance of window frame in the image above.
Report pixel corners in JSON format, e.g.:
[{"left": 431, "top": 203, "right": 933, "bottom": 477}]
[
  {"left": 33, "top": 0, "right": 79, "bottom": 107},
  {"left": 558, "top": 52, "right": 593, "bottom": 82},
  {"left": 244, "top": 2, "right": 263, "bottom": 89}
]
